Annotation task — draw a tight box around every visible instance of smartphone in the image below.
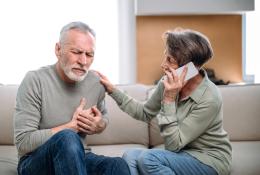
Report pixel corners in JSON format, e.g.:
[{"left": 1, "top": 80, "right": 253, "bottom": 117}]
[{"left": 176, "top": 62, "right": 198, "bottom": 81}]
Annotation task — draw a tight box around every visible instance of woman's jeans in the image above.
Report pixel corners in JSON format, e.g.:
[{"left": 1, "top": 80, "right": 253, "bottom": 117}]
[
  {"left": 123, "top": 148, "right": 218, "bottom": 175},
  {"left": 17, "top": 129, "right": 130, "bottom": 175}
]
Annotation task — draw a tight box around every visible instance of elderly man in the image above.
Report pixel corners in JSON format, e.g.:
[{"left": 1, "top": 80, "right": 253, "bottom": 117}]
[{"left": 14, "top": 21, "right": 130, "bottom": 175}]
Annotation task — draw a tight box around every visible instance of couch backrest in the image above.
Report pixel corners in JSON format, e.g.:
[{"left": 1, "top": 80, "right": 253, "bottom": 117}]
[
  {"left": 1, "top": 83, "right": 259, "bottom": 146},
  {"left": 87, "top": 84, "right": 150, "bottom": 146},
  {"left": 220, "top": 84, "right": 260, "bottom": 141},
  {"left": 0, "top": 84, "right": 150, "bottom": 147},
  {"left": 0, "top": 85, "right": 18, "bottom": 145},
  {"left": 149, "top": 84, "right": 260, "bottom": 147}
]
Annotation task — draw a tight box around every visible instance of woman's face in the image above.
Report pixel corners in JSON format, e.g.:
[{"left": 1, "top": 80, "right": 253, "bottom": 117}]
[{"left": 161, "top": 49, "right": 179, "bottom": 73}]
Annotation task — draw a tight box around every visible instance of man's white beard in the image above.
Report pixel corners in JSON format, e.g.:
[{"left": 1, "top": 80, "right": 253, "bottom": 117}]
[{"left": 61, "top": 62, "right": 88, "bottom": 82}]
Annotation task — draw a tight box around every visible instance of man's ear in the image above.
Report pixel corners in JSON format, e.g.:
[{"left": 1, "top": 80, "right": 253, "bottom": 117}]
[{"left": 55, "top": 43, "right": 61, "bottom": 59}]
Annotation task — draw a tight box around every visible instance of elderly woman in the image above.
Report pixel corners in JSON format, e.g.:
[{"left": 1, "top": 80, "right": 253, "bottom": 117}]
[{"left": 98, "top": 28, "right": 231, "bottom": 175}]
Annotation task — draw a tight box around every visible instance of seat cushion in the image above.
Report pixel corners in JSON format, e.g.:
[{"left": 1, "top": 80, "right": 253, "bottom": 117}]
[
  {"left": 230, "top": 141, "right": 260, "bottom": 175},
  {"left": 0, "top": 85, "right": 18, "bottom": 144},
  {"left": 0, "top": 145, "right": 18, "bottom": 175}
]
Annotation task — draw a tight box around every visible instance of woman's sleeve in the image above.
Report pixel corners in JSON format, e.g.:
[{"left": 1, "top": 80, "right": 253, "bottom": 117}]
[{"left": 109, "top": 82, "right": 164, "bottom": 122}]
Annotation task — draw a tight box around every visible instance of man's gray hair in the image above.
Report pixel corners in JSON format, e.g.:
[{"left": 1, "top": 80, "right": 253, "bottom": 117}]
[{"left": 59, "top": 21, "right": 95, "bottom": 44}]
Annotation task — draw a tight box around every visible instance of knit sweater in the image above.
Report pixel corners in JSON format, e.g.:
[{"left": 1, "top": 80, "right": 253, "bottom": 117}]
[{"left": 14, "top": 64, "right": 107, "bottom": 158}]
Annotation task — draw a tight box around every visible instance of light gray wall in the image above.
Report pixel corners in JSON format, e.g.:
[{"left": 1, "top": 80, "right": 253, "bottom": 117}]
[{"left": 136, "top": 0, "right": 254, "bottom": 15}]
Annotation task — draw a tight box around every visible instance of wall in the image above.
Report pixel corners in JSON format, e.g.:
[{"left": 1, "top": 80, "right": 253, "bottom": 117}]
[
  {"left": 136, "top": 15, "right": 242, "bottom": 85},
  {"left": 135, "top": 0, "right": 254, "bottom": 15}
]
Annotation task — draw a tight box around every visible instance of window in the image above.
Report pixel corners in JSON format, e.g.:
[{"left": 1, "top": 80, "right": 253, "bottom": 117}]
[
  {"left": 0, "top": 0, "right": 119, "bottom": 84},
  {"left": 245, "top": 0, "right": 260, "bottom": 83}
]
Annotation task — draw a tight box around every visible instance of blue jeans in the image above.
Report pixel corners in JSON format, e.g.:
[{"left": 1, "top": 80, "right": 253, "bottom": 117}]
[
  {"left": 17, "top": 129, "right": 130, "bottom": 175},
  {"left": 122, "top": 148, "right": 218, "bottom": 175}
]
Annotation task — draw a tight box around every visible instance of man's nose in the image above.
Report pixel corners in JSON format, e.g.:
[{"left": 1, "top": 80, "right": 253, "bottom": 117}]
[{"left": 78, "top": 54, "right": 87, "bottom": 65}]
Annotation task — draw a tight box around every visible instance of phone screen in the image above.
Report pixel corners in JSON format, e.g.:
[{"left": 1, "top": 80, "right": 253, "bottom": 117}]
[{"left": 176, "top": 62, "right": 198, "bottom": 81}]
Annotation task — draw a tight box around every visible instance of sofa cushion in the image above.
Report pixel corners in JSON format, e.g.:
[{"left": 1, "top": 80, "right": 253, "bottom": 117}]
[
  {"left": 230, "top": 141, "right": 260, "bottom": 175},
  {"left": 0, "top": 162, "right": 17, "bottom": 175},
  {"left": 220, "top": 84, "right": 260, "bottom": 141},
  {"left": 87, "top": 84, "right": 150, "bottom": 147},
  {"left": 149, "top": 118, "right": 164, "bottom": 147},
  {"left": 146, "top": 86, "right": 165, "bottom": 147},
  {"left": 0, "top": 145, "right": 18, "bottom": 175},
  {"left": 0, "top": 85, "right": 18, "bottom": 145}
]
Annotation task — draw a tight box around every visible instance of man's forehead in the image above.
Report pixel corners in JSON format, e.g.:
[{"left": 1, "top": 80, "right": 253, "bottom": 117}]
[{"left": 68, "top": 44, "right": 95, "bottom": 52}]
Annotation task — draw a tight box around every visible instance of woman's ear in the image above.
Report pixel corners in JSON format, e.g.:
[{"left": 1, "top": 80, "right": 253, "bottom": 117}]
[{"left": 55, "top": 43, "right": 61, "bottom": 59}]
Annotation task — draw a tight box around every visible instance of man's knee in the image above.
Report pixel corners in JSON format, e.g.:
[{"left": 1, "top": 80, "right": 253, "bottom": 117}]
[
  {"left": 53, "top": 129, "right": 80, "bottom": 142},
  {"left": 93, "top": 156, "right": 130, "bottom": 175},
  {"left": 110, "top": 157, "right": 130, "bottom": 174},
  {"left": 51, "top": 129, "right": 83, "bottom": 154},
  {"left": 112, "top": 157, "right": 129, "bottom": 167}
]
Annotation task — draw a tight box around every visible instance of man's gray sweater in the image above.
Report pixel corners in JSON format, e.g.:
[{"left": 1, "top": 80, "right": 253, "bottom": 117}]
[{"left": 14, "top": 64, "right": 107, "bottom": 158}]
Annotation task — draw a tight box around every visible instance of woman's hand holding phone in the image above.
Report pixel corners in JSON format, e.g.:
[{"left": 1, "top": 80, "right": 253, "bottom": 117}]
[
  {"left": 162, "top": 62, "right": 198, "bottom": 103},
  {"left": 176, "top": 62, "right": 198, "bottom": 81}
]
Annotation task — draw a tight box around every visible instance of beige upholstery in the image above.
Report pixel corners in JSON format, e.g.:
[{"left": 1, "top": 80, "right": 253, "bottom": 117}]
[
  {"left": 0, "top": 146, "right": 18, "bottom": 174},
  {"left": 220, "top": 84, "right": 260, "bottom": 141},
  {"left": 87, "top": 84, "right": 150, "bottom": 146},
  {"left": 0, "top": 83, "right": 260, "bottom": 175},
  {"left": 0, "top": 85, "right": 18, "bottom": 144},
  {"left": 231, "top": 141, "right": 260, "bottom": 175}
]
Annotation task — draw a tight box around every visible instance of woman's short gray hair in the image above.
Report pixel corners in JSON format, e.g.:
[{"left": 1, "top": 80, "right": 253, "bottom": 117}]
[
  {"left": 59, "top": 21, "right": 95, "bottom": 44},
  {"left": 164, "top": 28, "right": 213, "bottom": 67}
]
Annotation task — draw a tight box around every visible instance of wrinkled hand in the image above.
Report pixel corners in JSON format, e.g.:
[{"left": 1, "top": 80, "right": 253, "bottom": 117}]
[
  {"left": 77, "top": 106, "right": 106, "bottom": 135},
  {"left": 93, "top": 70, "right": 116, "bottom": 94},
  {"left": 163, "top": 66, "right": 187, "bottom": 103},
  {"left": 68, "top": 98, "right": 88, "bottom": 132}
]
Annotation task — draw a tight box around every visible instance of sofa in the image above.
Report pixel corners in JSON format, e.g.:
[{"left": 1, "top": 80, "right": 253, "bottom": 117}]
[{"left": 0, "top": 83, "right": 260, "bottom": 175}]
